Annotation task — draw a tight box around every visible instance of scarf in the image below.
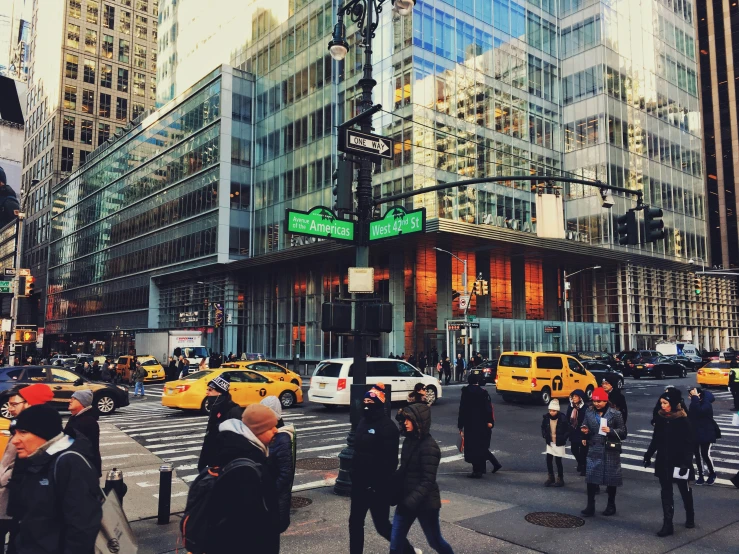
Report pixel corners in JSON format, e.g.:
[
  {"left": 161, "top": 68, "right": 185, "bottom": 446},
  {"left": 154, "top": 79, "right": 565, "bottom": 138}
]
[{"left": 569, "top": 406, "right": 579, "bottom": 428}]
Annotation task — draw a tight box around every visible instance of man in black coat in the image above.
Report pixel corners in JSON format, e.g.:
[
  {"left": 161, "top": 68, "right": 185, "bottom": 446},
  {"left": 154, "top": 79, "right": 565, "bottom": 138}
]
[
  {"left": 349, "top": 384, "right": 417, "bottom": 554},
  {"left": 9, "top": 405, "right": 103, "bottom": 553},
  {"left": 458, "top": 373, "right": 500, "bottom": 478},
  {"left": 602, "top": 374, "right": 628, "bottom": 424},
  {"left": 63, "top": 390, "right": 101, "bottom": 476},
  {"left": 197, "top": 375, "right": 243, "bottom": 471}
]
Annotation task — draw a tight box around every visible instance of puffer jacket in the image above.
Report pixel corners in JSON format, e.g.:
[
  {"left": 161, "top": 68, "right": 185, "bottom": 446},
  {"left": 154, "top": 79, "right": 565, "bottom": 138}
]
[
  {"left": 688, "top": 391, "right": 718, "bottom": 444},
  {"left": 269, "top": 423, "right": 296, "bottom": 533},
  {"left": 646, "top": 408, "right": 694, "bottom": 479},
  {"left": 541, "top": 412, "right": 569, "bottom": 446},
  {"left": 395, "top": 403, "right": 441, "bottom": 513},
  {"left": 352, "top": 406, "right": 399, "bottom": 502}
]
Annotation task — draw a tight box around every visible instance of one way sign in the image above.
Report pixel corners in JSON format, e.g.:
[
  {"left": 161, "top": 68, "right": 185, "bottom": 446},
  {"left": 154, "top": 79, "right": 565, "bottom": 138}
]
[{"left": 339, "top": 129, "right": 394, "bottom": 160}]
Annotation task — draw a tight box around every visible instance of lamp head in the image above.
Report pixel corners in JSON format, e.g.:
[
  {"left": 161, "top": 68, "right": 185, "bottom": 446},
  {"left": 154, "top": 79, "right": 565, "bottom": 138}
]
[
  {"left": 328, "top": 20, "right": 349, "bottom": 61},
  {"left": 600, "top": 188, "right": 614, "bottom": 208},
  {"left": 391, "top": 0, "right": 416, "bottom": 15}
]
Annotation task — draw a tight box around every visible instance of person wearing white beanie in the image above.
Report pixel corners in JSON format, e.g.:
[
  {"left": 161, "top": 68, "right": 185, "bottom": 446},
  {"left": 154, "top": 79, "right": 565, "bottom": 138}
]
[{"left": 541, "top": 398, "right": 569, "bottom": 487}]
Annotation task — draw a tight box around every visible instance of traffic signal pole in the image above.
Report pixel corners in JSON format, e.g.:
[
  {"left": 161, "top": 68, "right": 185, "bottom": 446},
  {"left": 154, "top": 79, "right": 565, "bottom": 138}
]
[{"left": 8, "top": 214, "right": 25, "bottom": 366}]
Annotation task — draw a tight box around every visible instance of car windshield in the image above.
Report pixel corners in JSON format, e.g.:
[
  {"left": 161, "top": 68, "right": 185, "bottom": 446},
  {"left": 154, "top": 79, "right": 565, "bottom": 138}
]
[
  {"left": 141, "top": 359, "right": 159, "bottom": 366},
  {"left": 183, "top": 347, "right": 209, "bottom": 359},
  {"left": 314, "top": 362, "right": 343, "bottom": 378},
  {"left": 182, "top": 370, "right": 213, "bottom": 380}
]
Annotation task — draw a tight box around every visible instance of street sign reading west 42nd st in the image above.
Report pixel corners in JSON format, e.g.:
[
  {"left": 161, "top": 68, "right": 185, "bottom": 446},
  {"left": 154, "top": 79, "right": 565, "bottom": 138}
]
[
  {"left": 286, "top": 206, "right": 356, "bottom": 242},
  {"left": 369, "top": 206, "right": 426, "bottom": 241},
  {"left": 338, "top": 128, "right": 394, "bottom": 160}
]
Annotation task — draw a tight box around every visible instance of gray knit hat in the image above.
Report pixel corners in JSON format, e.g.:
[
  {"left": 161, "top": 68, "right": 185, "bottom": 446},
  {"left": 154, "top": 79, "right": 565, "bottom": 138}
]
[
  {"left": 71, "top": 389, "right": 93, "bottom": 408},
  {"left": 260, "top": 395, "right": 282, "bottom": 419}
]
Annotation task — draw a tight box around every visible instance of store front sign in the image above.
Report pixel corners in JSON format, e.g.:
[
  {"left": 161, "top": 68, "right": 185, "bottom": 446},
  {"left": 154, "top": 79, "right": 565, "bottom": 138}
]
[
  {"left": 369, "top": 207, "right": 425, "bottom": 241},
  {"left": 544, "top": 325, "right": 561, "bottom": 333},
  {"left": 286, "top": 206, "right": 355, "bottom": 242}
]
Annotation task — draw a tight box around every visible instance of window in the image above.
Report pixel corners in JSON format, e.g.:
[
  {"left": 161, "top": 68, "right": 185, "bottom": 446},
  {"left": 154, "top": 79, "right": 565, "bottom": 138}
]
[
  {"left": 51, "top": 369, "right": 79, "bottom": 383},
  {"left": 119, "top": 10, "right": 130, "bottom": 33},
  {"left": 133, "top": 71, "right": 145, "bottom": 96},
  {"left": 253, "top": 363, "right": 283, "bottom": 373},
  {"left": 63, "top": 85, "right": 77, "bottom": 109},
  {"left": 103, "top": 4, "right": 114, "bottom": 28},
  {"left": 134, "top": 44, "right": 146, "bottom": 69},
  {"left": 536, "top": 356, "right": 564, "bottom": 370},
  {"left": 86, "top": 4, "right": 98, "bottom": 23},
  {"left": 69, "top": 0, "right": 81, "bottom": 18},
  {"left": 132, "top": 101, "right": 145, "bottom": 119},
  {"left": 62, "top": 116, "right": 75, "bottom": 141},
  {"left": 84, "top": 29, "right": 97, "bottom": 54},
  {"left": 79, "top": 150, "right": 88, "bottom": 165},
  {"left": 118, "top": 39, "right": 129, "bottom": 62},
  {"left": 499, "top": 355, "right": 532, "bottom": 368},
  {"left": 314, "top": 362, "right": 343, "bottom": 377},
  {"left": 135, "top": 15, "right": 147, "bottom": 38},
  {"left": 567, "top": 358, "right": 585, "bottom": 374},
  {"left": 82, "top": 89, "right": 94, "bottom": 113},
  {"left": 136, "top": 0, "right": 147, "bottom": 11},
  {"left": 80, "top": 119, "right": 93, "bottom": 144},
  {"left": 83, "top": 59, "right": 96, "bottom": 83},
  {"left": 67, "top": 23, "right": 80, "bottom": 48},
  {"left": 101, "top": 63, "right": 112, "bottom": 87},
  {"left": 396, "top": 362, "right": 417, "bottom": 376},
  {"left": 65, "top": 53, "right": 78, "bottom": 79},
  {"left": 99, "top": 93, "right": 111, "bottom": 117},
  {"left": 102, "top": 35, "right": 113, "bottom": 58},
  {"left": 117, "top": 68, "right": 129, "bottom": 92},
  {"left": 116, "top": 97, "right": 127, "bottom": 122},
  {"left": 61, "top": 147, "right": 74, "bottom": 172},
  {"left": 98, "top": 122, "right": 110, "bottom": 145}
]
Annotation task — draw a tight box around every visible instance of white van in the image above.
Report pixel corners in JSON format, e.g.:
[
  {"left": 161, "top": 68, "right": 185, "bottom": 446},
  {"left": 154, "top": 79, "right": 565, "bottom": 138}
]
[
  {"left": 308, "top": 357, "right": 442, "bottom": 407},
  {"left": 656, "top": 343, "right": 699, "bottom": 359}
]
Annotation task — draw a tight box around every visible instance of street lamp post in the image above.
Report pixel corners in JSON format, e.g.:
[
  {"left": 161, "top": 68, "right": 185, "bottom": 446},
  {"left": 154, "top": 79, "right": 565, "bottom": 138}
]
[
  {"left": 328, "top": 0, "right": 415, "bottom": 496},
  {"left": 562, "top": 266, "right": 601, "bottom": 351},
  {"left": 434, "top": 248, "right": 469, "bottom": 361}
]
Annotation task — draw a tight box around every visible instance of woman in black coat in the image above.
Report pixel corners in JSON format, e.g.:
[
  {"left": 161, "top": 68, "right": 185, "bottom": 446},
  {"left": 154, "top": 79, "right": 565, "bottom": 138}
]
[
  {"left": 566, "top": 389, "right": 588, "bottom": 475},
  {"left": 644, "top": 389, "right": 695, "bottom": 537},
  {"left": 687, "top": 387, "right": 718, "bottom": 485},
  {"left": 390, "top": 403, "right": 454, "bottom": 554},
  {"left": 457, "top": 373, "right": 500, "bottom": 478}
]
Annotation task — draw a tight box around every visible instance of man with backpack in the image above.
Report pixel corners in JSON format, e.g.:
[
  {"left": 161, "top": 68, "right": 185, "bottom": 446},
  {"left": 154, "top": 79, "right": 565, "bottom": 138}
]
[
  {"left": 182, "top": 404, "right": 279, "bottom": 554},
  {"left": 197, "top": 375, "right": 243, "bottom": 472}
]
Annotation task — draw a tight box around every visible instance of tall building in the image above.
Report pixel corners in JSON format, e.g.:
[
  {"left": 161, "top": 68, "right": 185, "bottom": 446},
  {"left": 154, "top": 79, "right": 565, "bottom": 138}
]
[
  {"left": 45, "top": 0, "right": 738, "bottom": 359},
  {"left": 21, "top": 0, "right": 159, "bottom": 337},
  {"left": 0, "top": 0, "right": 31, "bottom": 80},
  {"left": 696, "top": 0, "right": 738, "bottom": 268}
]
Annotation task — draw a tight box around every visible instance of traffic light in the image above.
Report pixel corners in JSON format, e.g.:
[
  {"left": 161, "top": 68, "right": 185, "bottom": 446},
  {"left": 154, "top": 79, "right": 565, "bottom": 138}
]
[
  {"left": 644, "top": 206, "right": 666, "bottom": 243},
  {"left": 481, "top": 280, "right": 489, "bottom": 295},
  {"left": 14, "top": 329, "right": 36, "bottom": 343},
  {"left": 693, "top": 275, "right": 702, "bottom": 296},
  {"left": 332, "top": 159, "right": 353, "bottom": 213},
  {"left": 24, "top": 275, "right": 35, "bottom": 296},
  {"left": 616, "top": 211, "right": 638, "bottom": 246}
]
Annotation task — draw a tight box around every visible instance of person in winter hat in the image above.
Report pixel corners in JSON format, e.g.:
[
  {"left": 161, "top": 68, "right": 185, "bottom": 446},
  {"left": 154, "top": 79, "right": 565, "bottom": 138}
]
[
  {"left": 601, "top": 374, "right": 628, "bottom": 424},
  {"left": 541, "top": 399, "right": 569, "bottom": 487},
  {"left": 260, "top": 396, "right": 296, "bottom": 539},
  {"left": 580, "top": 387, "right": 627, "bottom": 517},
  {"left": 63, "top": 390, "right": 101, "bottom": 476},
  {"left": 407, "top": 383, "right": 428, "bottom": 405},
  {"left": 687, "top": 387, "right": 718, "bottom": 485},
  {"left": 652, "top": 386, "right": 687, "bottom": 425},
  {"left": 197, "top": 374, "right": 243, "bottom": 471},
  {"left": 205, "top": 404, "right": 279, "bottom": 553},
  {"left": 17, "top": 384, "right": 54, "bottom": 407},
  {"left": 644, "top": 389, "right": 695, "bottom": 536},
  {"left": 567, "top": 389, "right": 589, "bottom": 476},
  {"left": 457, "top": 373, "right": 499, "bottom": 478}
]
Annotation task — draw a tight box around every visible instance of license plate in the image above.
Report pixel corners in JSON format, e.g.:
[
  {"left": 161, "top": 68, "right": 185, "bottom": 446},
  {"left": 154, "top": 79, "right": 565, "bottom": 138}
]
[{"left": 319, "top": 383, "right": 326, "bottom": 389}]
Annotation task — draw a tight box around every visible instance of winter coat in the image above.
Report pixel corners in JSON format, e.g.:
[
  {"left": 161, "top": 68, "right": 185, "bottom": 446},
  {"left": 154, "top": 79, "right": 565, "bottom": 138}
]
[
  {"left": 541, "top": 413, "right": 569, "bottom": 446},
  {"left": 64, "top": 407, "right": 102, "bottom": 477},
  {"left": 607, "top": 387, "right": 628, "bottom": 424},
  {"left": 12, "top": 434, "right": 103, "bottom": 554},
  {"left": 133, "top": 366, "right": 147, "bottom": 383},
  {"left": 441, "top": 359, "right": 451, "bottom": 373},
  {"left": 583, "top": 406, "right": 627, "bottom": 486},
  {"left": 395, "top": 403, "right": 441, "bottom": 513},
  {"left": 729, "top": 367, "right": 739, "bottom": 391},
  {"left": 0, "top": 441, "right": 16, "bottom": 519},
  {"left": 269, "top": 423, "right": 296, "bottom": 534},
  {"left": 688, "top": 391, "right": 718, "bottom": 444},
  {"left": 646, "top": 408, "right": 695, "bottom": 479},
  {"left": 566, "top": 389, "right": 587, "bottom": 442},
  {"left": 100, "top": 365, "right": 113, "bottom": 382},
  {"left": 457, "top": 385, "right": 494, "bottom": 465},
  {"left": 197, "top": 393, "right": 243, "bottom": 471},
  {"left": 652, "top": 391, "right": 688, "bottom": 425},
  {"left": 207, "top": 419, "right": 279, "bottom": 554},
  {"left": 352, "top": 406, "right": 400, "bottom": 502}
]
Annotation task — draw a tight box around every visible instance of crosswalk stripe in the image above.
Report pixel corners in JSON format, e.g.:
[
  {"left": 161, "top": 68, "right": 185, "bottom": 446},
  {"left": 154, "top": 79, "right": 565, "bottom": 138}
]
[{"left": 149, "top": 439, "right": 205, "bottom": 450}]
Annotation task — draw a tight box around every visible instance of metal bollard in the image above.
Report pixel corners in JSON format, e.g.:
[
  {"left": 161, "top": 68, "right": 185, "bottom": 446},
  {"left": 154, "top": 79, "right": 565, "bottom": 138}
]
[
  {"left": 157, "top": 463, "right": 173, "bottom": 525},
  {"left": 103, "top": 468, "right": 128, "bottom": 507}
]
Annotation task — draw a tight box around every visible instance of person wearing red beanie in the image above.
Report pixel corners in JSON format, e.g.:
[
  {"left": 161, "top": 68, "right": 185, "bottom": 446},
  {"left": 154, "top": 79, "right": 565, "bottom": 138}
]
[{"left": 18, "top": 384, "right": 54, "bottom": 406}]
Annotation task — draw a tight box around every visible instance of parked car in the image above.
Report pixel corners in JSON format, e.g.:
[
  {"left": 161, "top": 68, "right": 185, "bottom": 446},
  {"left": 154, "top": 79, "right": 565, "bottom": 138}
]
[
  {"left": 50, "top": 358, "right": 77, "bottom": 369},
  {"left": 630, "top": 355, "right": 688, "bottom": 379},
  {"left": 667, "top": 355, "right": 700, "bottom": 372},
  {"left": 619, "top": 350, "right": 662, "bottom": 377},
  {"left": 580, "top": 360, "right": 624, "bottom": 389},
  {"left": 470, "top": 359, "right": 498, "bottom": 384}
]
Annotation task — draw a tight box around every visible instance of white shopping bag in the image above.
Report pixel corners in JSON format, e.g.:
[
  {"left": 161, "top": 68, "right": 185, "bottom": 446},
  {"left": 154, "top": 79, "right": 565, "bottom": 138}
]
[
  {"left": 732, "top": 412, "right": 739, "bottom": 427},
  {"left": 95, "top": 491, "right": 138, "bottom": 554}
]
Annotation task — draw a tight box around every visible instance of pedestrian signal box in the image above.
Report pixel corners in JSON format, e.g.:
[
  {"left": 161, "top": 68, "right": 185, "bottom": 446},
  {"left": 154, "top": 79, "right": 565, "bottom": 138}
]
[{"left": 15, "top": 329, "right": 37, "bottom": 343}]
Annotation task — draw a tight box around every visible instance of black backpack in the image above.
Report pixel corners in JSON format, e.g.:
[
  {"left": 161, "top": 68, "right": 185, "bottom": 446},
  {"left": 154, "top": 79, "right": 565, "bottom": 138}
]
[{"left": 180, "top": 458, "right": 262, "bottom": 554}]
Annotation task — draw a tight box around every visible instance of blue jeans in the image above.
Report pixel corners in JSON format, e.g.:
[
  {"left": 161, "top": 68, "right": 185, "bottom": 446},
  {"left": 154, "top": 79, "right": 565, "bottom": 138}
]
[
  {"left": 134, "top": 382, "right": 145, "bottom": 396},
  {"left": 389, "top": 508, "right": 454, "bottom": 554}
]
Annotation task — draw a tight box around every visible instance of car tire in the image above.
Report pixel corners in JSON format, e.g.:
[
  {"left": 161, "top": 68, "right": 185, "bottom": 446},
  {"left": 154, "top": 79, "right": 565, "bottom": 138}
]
[
  {"left": 0, "top": 398, "right": 10, "bottom": 420},
  {"left": 291, "top": 379, "right": 300, "bottom": 386},
  {"left": 200, "top": 398, "right": 211, "bottom": 415},
  {"left": 501, "top": 394, "right": 515, "bottom": 403},
  {"left": 279, "top": 390, "right": 296, "bottom": 409},
  {"left": 425, "top": 386, "right": 438, "bottom": 406},
  {"left": 539, "top": 387, "right": 552, "bottom": 406},
  {"left": 95, "top": 393, "right": 116, "bottom": 415},
  {"left": 585, "top": 385, "right": 594, "bottom": 399}
]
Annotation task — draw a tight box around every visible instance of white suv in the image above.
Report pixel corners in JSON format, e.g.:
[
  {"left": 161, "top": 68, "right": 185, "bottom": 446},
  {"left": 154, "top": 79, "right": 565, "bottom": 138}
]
[{"left": 308, "top": 357, "right": 442, "bottom": 407}]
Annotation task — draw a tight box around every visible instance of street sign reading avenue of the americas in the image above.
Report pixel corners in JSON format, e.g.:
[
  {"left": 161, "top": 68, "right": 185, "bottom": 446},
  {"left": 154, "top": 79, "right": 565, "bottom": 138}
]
[
  {"left": 369, "top": 206, "right": 426, "bottom": 241},
  {"left": 339, "top": 128, "right": 394, "bottom": 159},
  {"left": 286, "top": 206, "right": 356, "bottom": 242}
]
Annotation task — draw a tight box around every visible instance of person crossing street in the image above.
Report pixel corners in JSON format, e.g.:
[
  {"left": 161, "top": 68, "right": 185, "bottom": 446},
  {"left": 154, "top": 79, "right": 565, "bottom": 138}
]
[
  {"left": 196, "top": 375, "right": 243, "bottom": 472},
  {"left": 566, "top": 389, "right": 588, "bottom": 476},
  {"left": 457, "top": 373, "right": 499, "bottom": 478},
  {"left": 729, "top": 359, "right": 739, "bottom": 410},
  {"left": 687, "top": 387, "right": 718, "bottom": 485},
  {"left": 132, "top": 362, "right": 147, "bottom": 397}
]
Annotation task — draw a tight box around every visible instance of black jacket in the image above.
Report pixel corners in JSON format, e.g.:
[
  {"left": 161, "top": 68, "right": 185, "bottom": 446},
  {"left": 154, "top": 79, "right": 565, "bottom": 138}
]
[
  {"left": 566, "top": 389, "right": 588, "bottom": 442},
  {"left": 396, "top": 403, "right": 441, "bottom": 513},
  {"left": 457, "top": 385, "right": 494, "bottom": 464},
  {"left": 12, "top": 434, "right": 103, "bottom": 554},
  {"left": 100, "top": 366, "right": 113, "bottom": 382},
  {"left": 688, "top": 391, "right": 718, "bottom": 444},
  {"left": 646, "top": 408, "right": 694, "bottom": 479},
  {"left": 197, "top": 393, "right": 243, "bottom": 471},
  {"left": 269, "top": 424, "right": 295, "bottom": 533},
  {"left": 651, "top": 392, "right": 688, "bottom": 425},
  {"left": 352, "top": 406, "right": 399, "bottom": 501},
  {"left": 63, "top": 408, "right": 101, "bottom": 477},
  {"left": 207, "top": 420, "right": 278, "bottom": 554},
  {"left": 541, "top": 413, "right": 570, "bottom": 446},
  {"left": 607, "top": 388, "right": 628, "bottom": 424}
]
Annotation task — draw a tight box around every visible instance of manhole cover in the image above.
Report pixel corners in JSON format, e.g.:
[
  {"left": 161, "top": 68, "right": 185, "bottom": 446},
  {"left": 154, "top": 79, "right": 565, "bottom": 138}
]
[
  {"left": 295, "top": 457, "right": 340, "bottom": 470},
  {"left": 291, "top": 496, "right": 313, "bottom": 509},
  {"left": 525, "top": 512, "right": 585, "bottom": 529}
]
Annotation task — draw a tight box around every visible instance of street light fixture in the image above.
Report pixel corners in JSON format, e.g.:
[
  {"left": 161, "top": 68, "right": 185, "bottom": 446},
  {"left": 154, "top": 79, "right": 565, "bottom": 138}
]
[
  {"left": 562, "top": 265, "right": 601, "bottom": 351},
  {"left": 328, "top": 19, "right": 349, "bottom": 60}
]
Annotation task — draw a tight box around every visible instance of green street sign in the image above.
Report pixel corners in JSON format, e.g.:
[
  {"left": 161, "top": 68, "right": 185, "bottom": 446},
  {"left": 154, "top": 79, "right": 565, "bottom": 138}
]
[
  {"left": 369, "top": 206, "right": 426, "bottom": 241},
  {"left": 0, "top": 281, "right": 11, "bottom": 293},
  {"left": 285, "top": 206, "right": 355, "bottom": 242}
]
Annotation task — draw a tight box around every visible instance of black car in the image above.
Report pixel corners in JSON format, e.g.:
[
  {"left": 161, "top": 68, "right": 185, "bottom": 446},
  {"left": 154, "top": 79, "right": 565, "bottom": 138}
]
[
  {"left": 667, "top": 355, "right": 700, "bottom": 372},
  {"left": 0, "top": 366, "right": 129, "bottom": 418},
  {"left": 630, "top": 356, "right": 688, "bottom": 379},
  {"left": 470, "top": 360, "right": 498, "bottom": 384},
  {"left": 618, "top": 350, "right": 661, "bottom": 377},
  {"left": 580, "top": 360, "right": 624, "bottom": 389}
]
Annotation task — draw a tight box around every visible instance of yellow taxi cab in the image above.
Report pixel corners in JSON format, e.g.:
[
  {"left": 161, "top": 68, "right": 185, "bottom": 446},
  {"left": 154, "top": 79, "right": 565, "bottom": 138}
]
[
  {"left": 697, "top": 361, "right": 731, "bottom": 387},
  {"left": 116, "top": 355, "right": 165, "bottom": 382},
  {"left": 495, "top": 351, "right": 597, "bottom": 405},
  {"left": 162, "top": 368, "right": 303, "bottom": 414},
  {"left": 0, "top": 418, "right": 10, "bottom": 452},
  {"left": 220, "top": 360, "right": 302, "bottom": 387}
]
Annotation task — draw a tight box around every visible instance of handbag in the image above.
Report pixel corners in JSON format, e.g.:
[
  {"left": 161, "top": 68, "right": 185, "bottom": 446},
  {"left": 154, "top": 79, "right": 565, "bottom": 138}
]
[
  {"left": 605, "top": 429, "right": 622, "bottom": 453},
  {"left": 713, "top": 419, "right": 722, "bottom": 440},
  {"left": 390, "top": 440, "right": 423, "bottom": 506}
]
